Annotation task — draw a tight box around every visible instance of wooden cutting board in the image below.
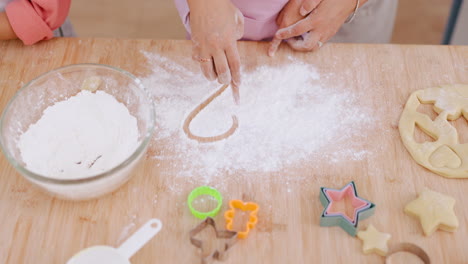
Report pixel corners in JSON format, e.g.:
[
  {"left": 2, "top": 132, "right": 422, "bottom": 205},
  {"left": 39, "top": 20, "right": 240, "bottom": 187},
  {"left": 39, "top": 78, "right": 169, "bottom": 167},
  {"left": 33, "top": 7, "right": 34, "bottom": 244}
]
[{"left": 0, "top": 39, "right": 467, "bottom": 263}]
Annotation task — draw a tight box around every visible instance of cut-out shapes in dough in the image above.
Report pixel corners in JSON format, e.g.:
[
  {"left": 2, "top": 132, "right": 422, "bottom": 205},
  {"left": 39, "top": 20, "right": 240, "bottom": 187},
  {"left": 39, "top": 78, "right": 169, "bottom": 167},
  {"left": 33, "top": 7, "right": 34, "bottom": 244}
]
[
  {"left": 413, "top": 123, "right": 437, "bottom": 143},
  {"left": 399, "top": 84, "right": 468, "bottom": 178},
  {"left": 416, "top": 103, "right": 438, "bottom": 121},
  {"left": 429, "top": 145, "right": 461, "bottom": 168},
  {"left": 404, "top": 188, "right": 458, "bottom": 236}
]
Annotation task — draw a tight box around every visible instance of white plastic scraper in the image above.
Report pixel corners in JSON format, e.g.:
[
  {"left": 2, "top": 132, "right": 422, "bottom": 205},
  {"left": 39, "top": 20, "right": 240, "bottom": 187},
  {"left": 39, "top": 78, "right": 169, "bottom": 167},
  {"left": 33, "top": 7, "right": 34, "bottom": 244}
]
[{"left": 67, "top": 218, "right": 162, "bottom": 264}]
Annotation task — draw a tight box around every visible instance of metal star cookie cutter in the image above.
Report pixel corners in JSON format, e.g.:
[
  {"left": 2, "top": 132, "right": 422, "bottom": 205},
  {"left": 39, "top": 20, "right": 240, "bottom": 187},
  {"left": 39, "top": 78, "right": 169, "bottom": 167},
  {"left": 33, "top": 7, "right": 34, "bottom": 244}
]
[
  {"left": 319, "top": 181, "right": 375, "bottom": 236},
  {"left": 385, "top": 243, "right": 431, "bottom": 264},
  {"left": 189, "top": 217, "right": 238, "bottom": 264},
  {"left": 224, "top": 200, "right": 259, "bottom": 239}
]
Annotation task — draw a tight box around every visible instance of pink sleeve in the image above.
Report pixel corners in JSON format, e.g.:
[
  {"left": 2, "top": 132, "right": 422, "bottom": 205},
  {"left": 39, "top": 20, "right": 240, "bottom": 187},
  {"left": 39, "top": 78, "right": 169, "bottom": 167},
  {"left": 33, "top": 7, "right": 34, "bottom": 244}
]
[
  {"left": 173, "top": 0, "right": 287, "bottom": 41},
  {"left": 173, "top": 0, "right": 191, "bottom": 34},
  {"left": 5, "top": 0, "right": 71, "bottom": 45}
]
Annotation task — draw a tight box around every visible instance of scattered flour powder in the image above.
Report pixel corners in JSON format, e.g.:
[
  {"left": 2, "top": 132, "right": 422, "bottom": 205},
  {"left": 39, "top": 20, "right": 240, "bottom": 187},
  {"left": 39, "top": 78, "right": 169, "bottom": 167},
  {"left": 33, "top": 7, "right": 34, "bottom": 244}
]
[
  {"left": 18, "top": 90, "right": 139, "bottom": 179},
  {"left": 141, "top": 52, "right": 377, "bottom": 183}
]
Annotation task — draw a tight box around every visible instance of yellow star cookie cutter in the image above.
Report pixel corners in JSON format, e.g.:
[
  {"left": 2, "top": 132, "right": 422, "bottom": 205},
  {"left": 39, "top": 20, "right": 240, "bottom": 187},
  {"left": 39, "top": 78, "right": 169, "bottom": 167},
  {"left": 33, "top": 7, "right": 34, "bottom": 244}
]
[
  {"left": 404, "top": 188, "right": 459, "bottom": 236},
  {"left": 357, "top": 224, "right": 391, "bottom": 256},
  {"left": 224, "top": 200, "right": 259, "bottom": 239}
]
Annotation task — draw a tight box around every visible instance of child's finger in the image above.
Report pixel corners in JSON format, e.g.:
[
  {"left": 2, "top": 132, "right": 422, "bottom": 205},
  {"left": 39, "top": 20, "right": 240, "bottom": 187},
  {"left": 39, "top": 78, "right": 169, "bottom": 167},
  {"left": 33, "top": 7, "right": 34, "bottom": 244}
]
[
  {"left": 225, "top": 45, "right": 241, "bottom": 104},
  {"left": 212, "top": 51, "right": 232, "bottom": 85},
  {"left": 193, "top": 44, "right": 217, "bottom": 81},
  {"left": 275, "top": 18, "right": 311, "bottom": 40},
  {"left": 268, "top": 37, "right": 282, "bottom": 57},
  {"left": 225, "top": 44, "right": 241, "bottom": 87},
  {"left": 230, "top": 81, "right": 240, "bottom": 105},
  {"left": 198, "top": 55, "right": 217, "bottom": 81}
]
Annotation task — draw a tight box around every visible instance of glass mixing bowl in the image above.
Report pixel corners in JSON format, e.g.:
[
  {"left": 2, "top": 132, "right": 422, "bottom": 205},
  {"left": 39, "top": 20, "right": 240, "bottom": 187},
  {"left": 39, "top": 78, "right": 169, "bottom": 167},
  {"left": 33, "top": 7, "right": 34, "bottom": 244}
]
[{"left": 0, "top": 64, "right": 155, "bottom": 200}]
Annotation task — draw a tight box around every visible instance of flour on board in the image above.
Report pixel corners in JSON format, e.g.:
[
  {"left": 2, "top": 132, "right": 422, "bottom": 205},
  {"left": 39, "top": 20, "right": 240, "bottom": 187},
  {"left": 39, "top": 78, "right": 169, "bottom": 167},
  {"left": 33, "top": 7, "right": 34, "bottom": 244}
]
[{"left": 141, "top": 51, "right": 376, "bottom": 183}]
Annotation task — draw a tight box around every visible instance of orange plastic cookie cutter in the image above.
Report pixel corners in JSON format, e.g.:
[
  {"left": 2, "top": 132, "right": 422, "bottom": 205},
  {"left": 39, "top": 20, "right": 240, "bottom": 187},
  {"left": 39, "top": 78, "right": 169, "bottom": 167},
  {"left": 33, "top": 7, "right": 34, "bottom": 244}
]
[{"left": 224, "top": 200, "right": 259, "bottom": 239}]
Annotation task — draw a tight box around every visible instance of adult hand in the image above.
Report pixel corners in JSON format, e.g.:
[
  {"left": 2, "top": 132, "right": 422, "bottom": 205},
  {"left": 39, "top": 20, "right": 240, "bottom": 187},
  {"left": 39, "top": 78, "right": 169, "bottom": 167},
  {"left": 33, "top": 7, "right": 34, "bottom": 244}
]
[
  {"left": 269, "top": 0, "right": 310, "bottom": 56},
  {"left": 269, "top": 0, "right": 365, "bottom": 55},
  {"left": 298, "top": 0, "right": 323, "bottom": 16},
  {"left": 188, "top": 0, "right": 244, "bottom": 103}
]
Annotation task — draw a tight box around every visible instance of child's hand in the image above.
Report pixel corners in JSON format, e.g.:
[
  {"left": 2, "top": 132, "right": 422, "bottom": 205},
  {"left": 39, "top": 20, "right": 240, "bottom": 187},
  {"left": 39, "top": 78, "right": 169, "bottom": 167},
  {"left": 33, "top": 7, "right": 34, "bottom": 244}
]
[{"left": 188, "top": 0, "right": 244, "bottom": 92}]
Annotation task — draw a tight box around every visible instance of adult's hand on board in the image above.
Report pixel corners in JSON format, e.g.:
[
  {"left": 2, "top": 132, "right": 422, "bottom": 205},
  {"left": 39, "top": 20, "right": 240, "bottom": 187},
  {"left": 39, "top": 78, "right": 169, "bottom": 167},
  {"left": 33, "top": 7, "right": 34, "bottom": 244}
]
[
  {"left": 269, "top": 0, "right": 366, "bottom": 55},
  {"left": 188, "top": 0, "right": 244, "bottom": 103},
  {"left": 269, "top": 0, "right": 322, "bottom": 56}
]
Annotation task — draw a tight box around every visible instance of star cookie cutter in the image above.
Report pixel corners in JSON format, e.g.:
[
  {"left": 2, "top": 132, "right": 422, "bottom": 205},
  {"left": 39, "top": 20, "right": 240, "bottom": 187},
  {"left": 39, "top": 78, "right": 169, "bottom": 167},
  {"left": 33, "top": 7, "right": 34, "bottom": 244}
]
[
  {"left": 224, "top": 200, "right": 259, "bottom": 239},
  {"left": 319, "top": 181, "right": 375, "bottom": 236},
  {"left": 189, "top": 217, "right": 238, "bottom": 264},
  {"left": 323, "top": 188, "right": 372, "bottom": 224}
]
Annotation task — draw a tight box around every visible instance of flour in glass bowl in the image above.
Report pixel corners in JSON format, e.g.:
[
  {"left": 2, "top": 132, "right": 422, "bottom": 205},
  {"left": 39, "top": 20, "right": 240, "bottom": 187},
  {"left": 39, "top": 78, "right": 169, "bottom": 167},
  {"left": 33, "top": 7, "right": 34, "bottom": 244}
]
[
  {"left": 141, "top": 52, "right": 376, "bottom": 183},
  {"left": 18, "top": 90, "right": 139, "bottom": 179}
]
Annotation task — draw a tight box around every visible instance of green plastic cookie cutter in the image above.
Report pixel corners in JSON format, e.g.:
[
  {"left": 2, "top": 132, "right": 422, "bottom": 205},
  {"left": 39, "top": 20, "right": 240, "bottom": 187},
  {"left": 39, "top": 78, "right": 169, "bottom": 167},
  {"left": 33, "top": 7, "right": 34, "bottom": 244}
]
[{"left": 187, "top": 186, "right": 223, "bottom": 219}]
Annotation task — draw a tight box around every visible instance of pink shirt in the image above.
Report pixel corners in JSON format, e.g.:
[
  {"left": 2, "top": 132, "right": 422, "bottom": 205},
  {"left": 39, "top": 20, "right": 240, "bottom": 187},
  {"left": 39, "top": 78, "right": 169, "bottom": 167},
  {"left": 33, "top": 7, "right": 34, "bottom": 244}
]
[
  {"left": 4, "top": 0, "right": 71, "bottom": 45},
  {"left": 174, "top": 0, "right": 288, "bottom": 41}
]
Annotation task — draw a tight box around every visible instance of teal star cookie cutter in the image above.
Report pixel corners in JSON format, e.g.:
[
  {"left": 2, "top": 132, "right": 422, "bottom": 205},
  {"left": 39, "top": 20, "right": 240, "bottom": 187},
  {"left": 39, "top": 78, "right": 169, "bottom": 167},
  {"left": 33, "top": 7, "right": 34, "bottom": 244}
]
[{"left": 319, "top": 181, "right": 375, "bottom": 236}]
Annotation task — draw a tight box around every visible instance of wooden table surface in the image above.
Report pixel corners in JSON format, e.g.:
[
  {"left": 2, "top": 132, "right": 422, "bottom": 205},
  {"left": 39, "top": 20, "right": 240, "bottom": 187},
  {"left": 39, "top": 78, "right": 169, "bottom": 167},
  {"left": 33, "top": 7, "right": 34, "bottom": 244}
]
[{"left": 0, "top": 39, "right": 467, "bottom": 264}]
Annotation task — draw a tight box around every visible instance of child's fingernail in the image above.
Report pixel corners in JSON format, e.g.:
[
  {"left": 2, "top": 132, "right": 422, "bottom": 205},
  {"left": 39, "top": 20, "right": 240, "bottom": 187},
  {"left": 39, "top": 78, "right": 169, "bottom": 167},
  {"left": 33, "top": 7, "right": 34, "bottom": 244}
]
[
  {"left": 206, "top": 72, "right": 216, "bottom": 81},
  {"left": 233, "top": 89, "right": 240, "bottom": 105},
  {"left": 233, "top": 78, "right": 241, "bottom": 86},
  {"left": 218, "top": 72, "right": 231, "bottom": 84},
  {"left": 230, "top": 83, "right": 240, "bottom": 105},
  {"left": 300, "top": 6, "right": 308, "bottom": 16},
  {"left": 234, "top": 93, "right": 240, "bottom": 105}
]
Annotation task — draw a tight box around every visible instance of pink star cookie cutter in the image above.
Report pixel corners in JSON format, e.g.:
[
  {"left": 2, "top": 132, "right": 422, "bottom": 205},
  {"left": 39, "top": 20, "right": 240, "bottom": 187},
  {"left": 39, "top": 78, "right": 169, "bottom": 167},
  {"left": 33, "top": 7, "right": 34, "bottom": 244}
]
[
  {"left": 319, "top": 181, "right": 376, "bottom": 236},
  {"left": 323, "top": 182, "right": 371, "bottom": 224}
]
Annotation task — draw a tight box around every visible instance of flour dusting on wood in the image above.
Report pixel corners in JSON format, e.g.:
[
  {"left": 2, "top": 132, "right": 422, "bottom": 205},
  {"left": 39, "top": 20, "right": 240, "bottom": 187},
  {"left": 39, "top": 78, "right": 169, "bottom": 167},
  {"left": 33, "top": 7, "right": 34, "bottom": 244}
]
[{"left": 141, "top": 51, "right": 377, "bottom": 184}]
